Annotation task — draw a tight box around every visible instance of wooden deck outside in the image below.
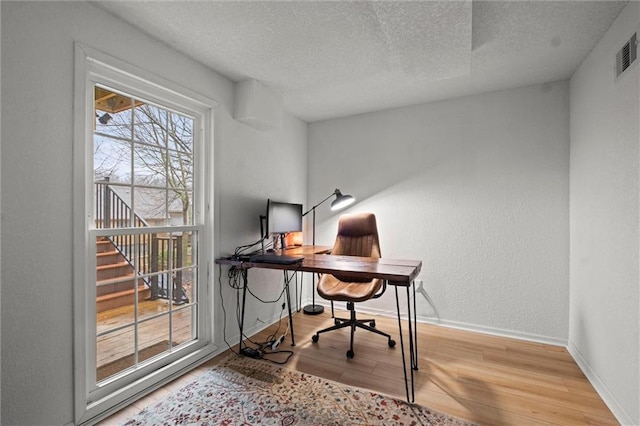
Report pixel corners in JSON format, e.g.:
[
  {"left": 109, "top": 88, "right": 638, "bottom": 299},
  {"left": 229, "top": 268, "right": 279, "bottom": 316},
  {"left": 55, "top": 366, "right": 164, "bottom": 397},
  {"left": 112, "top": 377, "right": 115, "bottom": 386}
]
[{"left": 96, "top": 299, "right": 195, "bottom": 380}]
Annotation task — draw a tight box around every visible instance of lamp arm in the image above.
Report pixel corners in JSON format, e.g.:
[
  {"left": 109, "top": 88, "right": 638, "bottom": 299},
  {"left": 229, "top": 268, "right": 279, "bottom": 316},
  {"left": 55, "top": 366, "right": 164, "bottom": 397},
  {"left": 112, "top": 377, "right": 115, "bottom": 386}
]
[{"left": 302, "top": 189, "right": 339, "bottom": 217}]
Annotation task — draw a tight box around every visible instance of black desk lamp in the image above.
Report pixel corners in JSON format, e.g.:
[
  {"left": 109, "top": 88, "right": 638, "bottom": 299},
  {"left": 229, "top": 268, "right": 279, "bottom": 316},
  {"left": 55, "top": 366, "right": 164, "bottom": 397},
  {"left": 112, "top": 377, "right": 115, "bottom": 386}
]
[{"left": 302, "top": 188, "right": 355, "bottom": 314}]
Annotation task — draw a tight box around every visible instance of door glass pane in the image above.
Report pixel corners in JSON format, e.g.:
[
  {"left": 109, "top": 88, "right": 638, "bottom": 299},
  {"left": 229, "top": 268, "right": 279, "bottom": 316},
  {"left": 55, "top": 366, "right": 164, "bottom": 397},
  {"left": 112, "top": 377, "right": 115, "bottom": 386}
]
[
  {"left": 94, "top": 137, "right": 131, "bottom": 184},
  {"left": 146, "top": 272, "right": 173, "bottom": 312},
  {"left": 173, "top": 306, "right": 195, "bottom": 346},
  {"left": 133, "top": 142, "right": 167, "bottom": 188},
  {"left": 167, "top": 112, "right": 193, "bottom": 153},
  {"left": 134, "top": 187, "right": 167, "bottom": 227},
  {"left": 176, "top": 230, "right": 196, "bottom": 303},
  {"left": 167, "top": 149, "right": 194, "bottom": 190},
  {"left": 177, "top": 268, "right": 196, "bottom": 306},
  {"left": 97, "top": 325, "right": 135, "bottom": 382},
  {"left": 95, "top": 87, "right": 134, "bottom": 139},
  {"left": 138, "top": 314, "right": 171, "bottom": 362},
  {"left": 170, "top": 191, "right": 193, "bottom": 225},
  {"left": 134, "top": 104, "right": 168, "bottom": 147}
]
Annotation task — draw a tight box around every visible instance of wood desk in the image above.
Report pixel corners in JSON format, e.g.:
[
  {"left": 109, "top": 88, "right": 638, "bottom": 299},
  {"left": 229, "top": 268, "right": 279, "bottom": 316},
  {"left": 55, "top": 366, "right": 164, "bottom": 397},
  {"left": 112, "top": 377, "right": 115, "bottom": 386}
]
[{"left": 215, "top": 246, "right": 422, "bottom": 402}]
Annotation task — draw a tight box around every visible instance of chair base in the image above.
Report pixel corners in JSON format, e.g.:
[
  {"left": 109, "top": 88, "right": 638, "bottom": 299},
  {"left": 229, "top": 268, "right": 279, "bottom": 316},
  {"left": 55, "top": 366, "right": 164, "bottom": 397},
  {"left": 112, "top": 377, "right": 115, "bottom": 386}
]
[{"left": 312, "top": 302, "right": 395, "bottom": 358}]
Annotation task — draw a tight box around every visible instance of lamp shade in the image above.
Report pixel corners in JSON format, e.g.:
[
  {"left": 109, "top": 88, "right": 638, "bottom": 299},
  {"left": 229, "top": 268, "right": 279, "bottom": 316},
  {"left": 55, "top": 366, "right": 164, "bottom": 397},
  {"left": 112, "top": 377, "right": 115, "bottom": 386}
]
[{"left": 330, "top": 189, "right": 355, "bottom": 211}]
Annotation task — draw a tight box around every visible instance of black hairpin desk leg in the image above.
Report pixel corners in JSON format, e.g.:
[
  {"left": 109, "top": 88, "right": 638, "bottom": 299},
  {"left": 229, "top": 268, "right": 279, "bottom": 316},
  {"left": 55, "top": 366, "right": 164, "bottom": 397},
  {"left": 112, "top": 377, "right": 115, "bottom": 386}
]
[
  {"left": 238, "top": 268, "right": 249, "bottom": 353},
  {"left": 284, "top": 270, "right": 296, "bottom": 346},
  {"left": 394, "top": 280, "right": 418, "bottom": 403},
  {"left": 411, "top": 280, "right": 418, "bottom": 371}
]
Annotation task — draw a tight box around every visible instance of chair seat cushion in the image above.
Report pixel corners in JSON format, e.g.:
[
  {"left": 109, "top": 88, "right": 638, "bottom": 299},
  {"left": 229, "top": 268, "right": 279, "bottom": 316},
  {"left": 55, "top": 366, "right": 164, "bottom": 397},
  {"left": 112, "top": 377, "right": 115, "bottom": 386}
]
[{"left": 317, "top": 274, "right": 384, "bottom": 302}]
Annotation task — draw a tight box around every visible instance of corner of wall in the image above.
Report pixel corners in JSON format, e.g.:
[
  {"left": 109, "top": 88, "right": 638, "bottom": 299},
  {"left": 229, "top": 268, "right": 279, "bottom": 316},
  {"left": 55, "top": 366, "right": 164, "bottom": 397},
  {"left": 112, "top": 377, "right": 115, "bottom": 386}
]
[
  {"left": 569, "top": 1, "right": 640, "bottom": 424},
  {"left": 567, "top": 342, "right": 635, "bottom": 425}
]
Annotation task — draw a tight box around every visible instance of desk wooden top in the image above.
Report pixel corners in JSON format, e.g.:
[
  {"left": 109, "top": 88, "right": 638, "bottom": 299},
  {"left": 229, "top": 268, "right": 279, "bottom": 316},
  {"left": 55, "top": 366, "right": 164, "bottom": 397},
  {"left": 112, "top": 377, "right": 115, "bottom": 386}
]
[{"left": 216, "top": 246, "right": 422, "bottom": 286}]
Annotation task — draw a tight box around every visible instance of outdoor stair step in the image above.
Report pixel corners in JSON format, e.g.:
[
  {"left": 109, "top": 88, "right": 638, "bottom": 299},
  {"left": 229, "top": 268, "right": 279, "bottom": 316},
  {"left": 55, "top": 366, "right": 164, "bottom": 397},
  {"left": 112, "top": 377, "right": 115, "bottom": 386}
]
[
  {"left": 96, "top": 273, "right": 136, "bottom": 286},
  {"left": 96, "top": 274, "right": 138, "bottom": 297},
  {"left": 96, "top": 262, "right": 135, "bottom": 281},
  {"left": 96, "top": 261, "right": 131, "bottom": 271},
  {"left": 97, "top": 281, "right": 137, "bottom": 292},
  {"left": 96, "top": 286, "right": 151, "bottom": 313},
  {"left": 96, "top": 250, "right": 124, "bottom": 266},
  {"left": 97, "top": 278, "right": 136, "bottom": 293},
  {"left": 96, "top": 239, "right": 114, "bottom": 253},
  {"left": 96, "top": 285, "right": 148, "bottom": 302}
]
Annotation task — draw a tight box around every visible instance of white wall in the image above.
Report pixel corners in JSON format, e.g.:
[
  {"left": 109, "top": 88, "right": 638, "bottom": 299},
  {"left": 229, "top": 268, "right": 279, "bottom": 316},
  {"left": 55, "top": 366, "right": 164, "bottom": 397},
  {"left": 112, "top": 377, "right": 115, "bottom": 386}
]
[
  {"left": 0, "top": 2, "right": 307, "bottom": 424},
  {"left": 0, "top": 2, "right": 2, "bottom": 424},
  {"left": 569, "top": 1, "right": 640, "bottom": 424},
  {"left": 0, "top": 2, "right": 3, "bottom": 419},
  {"left": 308, "top": 81, "right": 570, "bottom": 342}
]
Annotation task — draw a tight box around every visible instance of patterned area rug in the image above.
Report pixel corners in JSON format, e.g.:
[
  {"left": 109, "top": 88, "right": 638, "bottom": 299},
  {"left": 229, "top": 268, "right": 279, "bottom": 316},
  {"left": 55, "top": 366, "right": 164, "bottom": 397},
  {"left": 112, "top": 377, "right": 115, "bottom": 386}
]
[{"left": 123, "top": 354, "right": 476, "bottom": 425}]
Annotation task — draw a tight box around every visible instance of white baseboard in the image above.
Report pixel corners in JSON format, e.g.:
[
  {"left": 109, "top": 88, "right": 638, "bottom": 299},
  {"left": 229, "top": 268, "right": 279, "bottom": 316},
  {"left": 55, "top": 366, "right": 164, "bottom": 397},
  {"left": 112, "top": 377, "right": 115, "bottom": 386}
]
[
  {"left": 318, "top": 301, "right": 568, "bottom": 347},
  {"left": 567, "top": 342, "right": 635, "bottom": 426},
  {"left": 420, "top": 316, "right": 567, "bottom": 347}
]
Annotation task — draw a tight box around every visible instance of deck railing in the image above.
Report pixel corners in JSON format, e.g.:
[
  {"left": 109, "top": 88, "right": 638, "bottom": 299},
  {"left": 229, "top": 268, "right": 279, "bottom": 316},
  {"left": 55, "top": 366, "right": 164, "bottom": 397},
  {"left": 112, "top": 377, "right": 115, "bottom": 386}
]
[
  {"left": 150, "top": 235, "right": 186, "bottom": 303},
  {"left": 95, "top": 178, "right": 188, "bottom": 304}
]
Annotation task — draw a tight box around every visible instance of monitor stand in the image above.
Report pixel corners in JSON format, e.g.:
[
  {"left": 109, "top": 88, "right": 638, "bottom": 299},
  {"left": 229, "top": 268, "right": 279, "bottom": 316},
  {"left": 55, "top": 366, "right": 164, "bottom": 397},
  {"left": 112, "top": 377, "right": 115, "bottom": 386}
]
[{"left": 259, "top": 214, "right": 266, "bottom": 253}]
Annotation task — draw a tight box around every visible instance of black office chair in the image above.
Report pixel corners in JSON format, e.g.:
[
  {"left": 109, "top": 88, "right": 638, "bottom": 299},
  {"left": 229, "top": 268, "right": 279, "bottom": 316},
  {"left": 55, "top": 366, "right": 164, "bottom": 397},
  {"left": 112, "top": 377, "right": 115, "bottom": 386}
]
[{"left": 311, "top": 213, "right": 395, "bottom": 358}]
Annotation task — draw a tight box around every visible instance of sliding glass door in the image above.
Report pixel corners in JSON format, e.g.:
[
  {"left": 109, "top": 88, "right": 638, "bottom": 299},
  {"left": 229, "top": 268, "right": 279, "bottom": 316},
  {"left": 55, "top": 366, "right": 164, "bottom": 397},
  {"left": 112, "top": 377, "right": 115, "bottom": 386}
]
[{"left": 73, "top": 44, "right": 216, "bottom": 422}]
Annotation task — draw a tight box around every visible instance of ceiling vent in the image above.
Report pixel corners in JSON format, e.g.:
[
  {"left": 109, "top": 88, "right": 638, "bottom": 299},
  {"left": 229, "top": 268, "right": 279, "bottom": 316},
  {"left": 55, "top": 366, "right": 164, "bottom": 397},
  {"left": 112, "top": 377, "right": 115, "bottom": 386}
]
[{"left": 615, "top": 32, "right": 637, "bottom": 80}]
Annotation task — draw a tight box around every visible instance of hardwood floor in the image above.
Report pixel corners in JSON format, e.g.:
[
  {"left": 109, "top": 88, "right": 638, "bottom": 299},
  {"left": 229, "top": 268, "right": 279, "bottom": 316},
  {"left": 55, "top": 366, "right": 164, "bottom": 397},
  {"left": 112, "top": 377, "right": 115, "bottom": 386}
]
[{"left": 100, "top": 309, "right": 619, "bottom": 425}]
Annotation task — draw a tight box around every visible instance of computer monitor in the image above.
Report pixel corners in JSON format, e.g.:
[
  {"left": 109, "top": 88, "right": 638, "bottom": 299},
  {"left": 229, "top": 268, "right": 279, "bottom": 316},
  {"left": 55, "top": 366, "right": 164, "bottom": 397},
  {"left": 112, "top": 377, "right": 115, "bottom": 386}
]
[
  {"left": 265, "top": 199, "right": 303, "bottom": 249},
  {"left": 261, "top": 200, "right": 302, "bottom": 251}
]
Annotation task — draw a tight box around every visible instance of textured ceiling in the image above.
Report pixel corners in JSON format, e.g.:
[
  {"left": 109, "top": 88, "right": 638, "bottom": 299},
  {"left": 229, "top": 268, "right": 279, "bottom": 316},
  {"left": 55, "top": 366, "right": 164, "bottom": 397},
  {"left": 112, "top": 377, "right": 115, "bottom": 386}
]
[{"left": 93, "top": 1, "right": 627, "bottom": 122}]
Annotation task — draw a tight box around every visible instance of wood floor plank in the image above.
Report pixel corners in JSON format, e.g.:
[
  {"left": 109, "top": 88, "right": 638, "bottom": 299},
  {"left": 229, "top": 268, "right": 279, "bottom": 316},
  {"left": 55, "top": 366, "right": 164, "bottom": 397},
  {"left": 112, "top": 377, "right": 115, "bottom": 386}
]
[{"left": 482, "top": 349, "right": 587, "bottom": 379}]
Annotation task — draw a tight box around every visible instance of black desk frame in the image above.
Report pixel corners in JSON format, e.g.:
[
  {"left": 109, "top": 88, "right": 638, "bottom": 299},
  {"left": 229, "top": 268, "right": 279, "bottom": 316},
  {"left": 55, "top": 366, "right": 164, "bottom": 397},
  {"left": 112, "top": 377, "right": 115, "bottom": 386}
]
[{"left": 219, "top": 254, "right": 420, "bottom": 403}]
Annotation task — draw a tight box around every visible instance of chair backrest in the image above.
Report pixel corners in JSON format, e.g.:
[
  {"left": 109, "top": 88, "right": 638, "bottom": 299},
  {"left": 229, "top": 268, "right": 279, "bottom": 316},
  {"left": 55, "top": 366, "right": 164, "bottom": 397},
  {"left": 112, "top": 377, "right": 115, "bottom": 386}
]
[{"left": 331, "top": 213, "right": 381, "bottom": 258}]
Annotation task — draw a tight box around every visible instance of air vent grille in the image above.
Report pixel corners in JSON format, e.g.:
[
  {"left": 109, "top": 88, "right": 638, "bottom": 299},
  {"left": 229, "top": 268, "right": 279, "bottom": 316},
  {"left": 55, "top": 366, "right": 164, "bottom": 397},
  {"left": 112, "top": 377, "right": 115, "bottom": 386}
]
[{"left": 616, "top": 33, "right": 637, "bottom": 79}]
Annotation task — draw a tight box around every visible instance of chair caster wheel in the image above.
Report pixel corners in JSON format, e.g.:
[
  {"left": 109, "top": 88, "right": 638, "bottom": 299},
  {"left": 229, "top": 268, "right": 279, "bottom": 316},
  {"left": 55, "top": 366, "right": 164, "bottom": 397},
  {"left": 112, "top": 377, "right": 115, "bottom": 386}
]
[
  {"left": 346, "top": 350, "right": 354, "bottom": 359},
  {"left": 312, "top": 335, "right": 319, "bottom": 343},
  {"left": 370, "top": 321, "right": 376, "bottom": 328},
  {"left": 388, "top": 339, "right": 396, "bottom": 348}
]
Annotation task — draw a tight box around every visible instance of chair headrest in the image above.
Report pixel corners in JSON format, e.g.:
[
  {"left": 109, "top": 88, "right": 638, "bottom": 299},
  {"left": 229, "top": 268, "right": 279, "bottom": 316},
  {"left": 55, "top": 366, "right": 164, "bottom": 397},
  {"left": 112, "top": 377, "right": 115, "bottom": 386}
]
[{"left": 337, "top": 213, "right": 378, "bottom": 237}]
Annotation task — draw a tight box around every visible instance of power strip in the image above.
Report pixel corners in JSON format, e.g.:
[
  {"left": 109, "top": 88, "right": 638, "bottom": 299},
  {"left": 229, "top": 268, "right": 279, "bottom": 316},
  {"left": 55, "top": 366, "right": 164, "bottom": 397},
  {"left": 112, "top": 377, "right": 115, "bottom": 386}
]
[{"left": 271, "top": 335, "right": 286, "bottom": 351}]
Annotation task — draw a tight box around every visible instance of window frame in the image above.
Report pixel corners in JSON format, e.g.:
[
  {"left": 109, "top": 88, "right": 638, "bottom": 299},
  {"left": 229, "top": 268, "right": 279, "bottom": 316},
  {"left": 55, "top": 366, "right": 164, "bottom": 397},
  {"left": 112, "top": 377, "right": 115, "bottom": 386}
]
[{"left": 73, "top": 43, "right": 218, "bottom": 424}]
